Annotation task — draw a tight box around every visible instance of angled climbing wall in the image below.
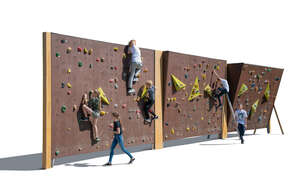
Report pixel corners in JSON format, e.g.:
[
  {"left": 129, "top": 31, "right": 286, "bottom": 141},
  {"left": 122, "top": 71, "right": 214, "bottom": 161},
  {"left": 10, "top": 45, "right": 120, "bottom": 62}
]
[
  {"left": 227, "top": 63, "right": 283, "bottom": 131},
  {"left": 48, "top": 33, "right": 155, "bottom": 159},
  {"left": 162, "top": 51, "right": 226, "bottom": 141}
]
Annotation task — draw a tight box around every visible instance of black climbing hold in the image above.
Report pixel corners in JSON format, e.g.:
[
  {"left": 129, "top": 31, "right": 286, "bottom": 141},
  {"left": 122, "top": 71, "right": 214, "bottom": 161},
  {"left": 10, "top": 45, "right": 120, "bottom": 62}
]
[
  {"left": 101, "top": 57, "right": 104, "bottom": 62},
  {"left": 55, "top": 150, "right": 60, "bottom": 156},
  {"left": 168, "top": 82, "right": 171, "bottom": 86},
  {"left": 56, "top": 53, "right": 60, "bottom": 57},
  {"left": 89, "top": 64, "right": 93, "bottom": 68},
  {"left": 110, "top": 66, "right": 114, "bottom": 70},
  {"left": 275, "top": 77, "right": 280, "bottom": 81},
  {"left": 61, "top": 82, "right": 65, "bottom": 88},
  {"left": 184, "top": 74, "right": 188, "bottom": 79},
  {"left": 167, "top": 103, "right": 170, "bottom": 107},
  {"left": 165, "top": 122, "right": 168, "bottom": 126},
  {"left": 60, "top": 39, "right": 67, "bottom": 44}
]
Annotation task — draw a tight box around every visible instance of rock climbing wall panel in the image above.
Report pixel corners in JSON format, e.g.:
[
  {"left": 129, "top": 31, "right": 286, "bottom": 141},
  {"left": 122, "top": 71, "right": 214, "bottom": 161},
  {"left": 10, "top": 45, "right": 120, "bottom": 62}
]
[
  {"left": 162, "top": 51, "right": 226, "bottom": 141},
  {"left": 49, "top": 33, "right": 155, "bottom": 158},
  {"left": 227, "top": 63, "right": 283, "bottom": 131}
]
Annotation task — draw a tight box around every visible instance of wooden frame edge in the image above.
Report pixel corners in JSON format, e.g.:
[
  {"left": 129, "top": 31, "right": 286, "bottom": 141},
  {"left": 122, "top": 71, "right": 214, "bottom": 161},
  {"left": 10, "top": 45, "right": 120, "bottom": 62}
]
[
  {"left": 154, "top": 50, "right": 163, "bottom": 149},
  {"left": 42, "top": 32, "right": 52, "bottom": 169}
]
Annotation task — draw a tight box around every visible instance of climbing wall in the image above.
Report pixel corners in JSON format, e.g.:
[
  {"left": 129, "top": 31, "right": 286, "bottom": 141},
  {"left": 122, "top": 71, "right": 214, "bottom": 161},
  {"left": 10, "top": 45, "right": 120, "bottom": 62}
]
[
  {"left": 50, "top": 33, "right": 155, "bottom": 158},
  {"left": 227, "top": 63, "right": 283, "bottom": 131},
  {"left": 162, "top": 51, "right": 226, "bottom": 141}
]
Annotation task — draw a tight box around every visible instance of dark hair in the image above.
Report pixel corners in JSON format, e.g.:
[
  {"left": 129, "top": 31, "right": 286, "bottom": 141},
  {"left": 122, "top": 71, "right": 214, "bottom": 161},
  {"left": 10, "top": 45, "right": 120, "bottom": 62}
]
[{"left": 112, "top": 112, "right": 120, "bottom": 118}]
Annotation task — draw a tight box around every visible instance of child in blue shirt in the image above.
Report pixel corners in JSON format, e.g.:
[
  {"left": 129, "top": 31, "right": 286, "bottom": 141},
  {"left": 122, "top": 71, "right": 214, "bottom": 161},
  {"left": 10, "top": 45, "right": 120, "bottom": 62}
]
[{"left": 234, "top": 104, "right": 248, "bottom": 144}]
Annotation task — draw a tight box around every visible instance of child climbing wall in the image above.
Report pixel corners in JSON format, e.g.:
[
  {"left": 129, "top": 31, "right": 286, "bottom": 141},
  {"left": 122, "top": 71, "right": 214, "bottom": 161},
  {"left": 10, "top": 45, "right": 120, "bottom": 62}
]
[
  {"left": 49, "top": 33, "right": 155, "bottom": 159},
  {"left": 227, "top": 63, "right": 283, "bottom": 131},
  {"left": 162, "top": 51, "right": 226, "bottom": 141}
]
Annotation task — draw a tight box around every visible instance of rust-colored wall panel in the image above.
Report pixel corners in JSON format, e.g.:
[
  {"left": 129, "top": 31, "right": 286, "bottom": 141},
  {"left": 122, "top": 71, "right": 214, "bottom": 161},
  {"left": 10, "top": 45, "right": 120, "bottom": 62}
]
[
  {"left": 50, "top": 33, "right": 155, "bottom": 158},
  {"left": 162, "top": 51, "right": 226, "bottom": 141},
  {"left": 227, "top": 63, "right": 283, "bottom": 131}
]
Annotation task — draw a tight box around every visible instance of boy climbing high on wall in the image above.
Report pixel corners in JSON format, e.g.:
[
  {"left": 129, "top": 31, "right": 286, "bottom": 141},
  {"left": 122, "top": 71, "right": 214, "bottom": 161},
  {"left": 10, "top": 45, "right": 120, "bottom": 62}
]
[
  {"left": 214, "top": 70, "right": 229, "bottom": 109},
  {"left": 127, "top": 40, "right": 143, "bottom": 95}
]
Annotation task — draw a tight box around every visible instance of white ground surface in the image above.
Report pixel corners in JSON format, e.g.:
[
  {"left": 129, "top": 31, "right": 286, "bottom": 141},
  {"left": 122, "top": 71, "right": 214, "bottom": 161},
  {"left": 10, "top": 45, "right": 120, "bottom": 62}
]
[{"left": 1, "top": 0, "right": 300, "bottom": 186}]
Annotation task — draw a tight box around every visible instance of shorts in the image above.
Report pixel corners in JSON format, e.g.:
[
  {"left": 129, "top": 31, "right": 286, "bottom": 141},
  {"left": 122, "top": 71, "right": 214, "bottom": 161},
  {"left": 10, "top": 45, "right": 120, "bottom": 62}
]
[{"left": 92, "top": 111, "right": 100, "bottom": 118}]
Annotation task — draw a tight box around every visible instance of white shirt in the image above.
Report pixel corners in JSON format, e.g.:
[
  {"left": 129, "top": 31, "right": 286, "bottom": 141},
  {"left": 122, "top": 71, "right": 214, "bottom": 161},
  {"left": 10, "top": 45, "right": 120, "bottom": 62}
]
[
  {"left": 128, "top": 45, "right": 142, "bottom": 63},
  {"left": 220, "top": 78, "right": 229, "bottom": 92},
  {"left": 235, "top": 109, "right": 248, "bottom": 125}
]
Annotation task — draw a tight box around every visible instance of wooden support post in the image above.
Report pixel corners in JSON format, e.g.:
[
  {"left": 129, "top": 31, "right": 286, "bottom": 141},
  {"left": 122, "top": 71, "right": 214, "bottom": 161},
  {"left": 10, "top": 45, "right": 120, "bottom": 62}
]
[
  {"left": 154, "top": 50, "right": 163, "bottom": 149},
  {"left": 274, "top": 105, "right": 284, "bottom": 135},
  {"left": 221, "top": 93, "right": 228, "bottom": 139},
  {"left": 42, "top": 32, "right": 52, "bottom": 169}
]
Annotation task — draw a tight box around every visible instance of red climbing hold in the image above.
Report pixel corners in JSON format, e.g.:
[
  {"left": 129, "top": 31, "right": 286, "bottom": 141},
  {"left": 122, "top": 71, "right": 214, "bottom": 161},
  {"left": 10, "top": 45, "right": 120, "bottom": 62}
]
[
  {"left": 96, "top": 57, "right": 100, "bottom": 62},
  {"left": 122, "top": 104, "right": 127, "bottom": 108},
  {"left": 77, "top": 47, "right": 82, "bottom": 52}
]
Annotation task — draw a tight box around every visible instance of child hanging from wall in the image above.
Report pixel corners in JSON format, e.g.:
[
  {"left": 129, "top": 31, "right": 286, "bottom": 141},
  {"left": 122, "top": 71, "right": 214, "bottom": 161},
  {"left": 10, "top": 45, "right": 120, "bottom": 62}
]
[
  {"left": 141, "top": 80, "right": 158, "bottom": 123},
  {"left": 234, "top": 104, "right": 248, "bottom": 144},
  {"left": 103, "top": 112, "right": 135, "bottom": 166},
  {"left": 127, "top": 40, "right": 143, "bottom": 95},
  {"left": 213, "top": 70, "right": 230, "bottom": 109}
]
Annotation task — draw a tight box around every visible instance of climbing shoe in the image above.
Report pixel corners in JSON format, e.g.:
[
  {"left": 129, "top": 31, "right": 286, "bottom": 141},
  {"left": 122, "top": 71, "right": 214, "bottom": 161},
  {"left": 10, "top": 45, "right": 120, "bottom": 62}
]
[
  {"left": 152, "top": 115, "right": 158, "bottom": 120},
  {"left": 144, "top": 118, "right": 151, "bottom": 123}
]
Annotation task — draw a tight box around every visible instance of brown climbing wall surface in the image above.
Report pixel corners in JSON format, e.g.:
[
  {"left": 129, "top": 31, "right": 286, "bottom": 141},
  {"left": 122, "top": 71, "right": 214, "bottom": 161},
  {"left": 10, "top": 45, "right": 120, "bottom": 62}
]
[
  {"left": 162, "top": 51, "right": 226, "bottom": 141},
  {"left": 227, "top": 63, "right": 283, "bottom": 131},
  {"left": 50, "top": 33, "right": 155, "bottom": 158}
]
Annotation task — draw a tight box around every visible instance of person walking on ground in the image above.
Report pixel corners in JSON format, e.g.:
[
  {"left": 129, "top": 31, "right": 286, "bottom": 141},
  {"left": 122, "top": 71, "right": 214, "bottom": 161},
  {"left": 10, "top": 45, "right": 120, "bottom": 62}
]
[
  {"left": 104, "top": 112, "right": 135, "bottom": 166},
  {"left": 214, "top": 70, "right": 230, "bottom": 109},
  {"left": 234, "top": 104, "right": 248, "bottom": 144},
  {"left": 127, "top": 40, "right": 143, "bottom": 95}
]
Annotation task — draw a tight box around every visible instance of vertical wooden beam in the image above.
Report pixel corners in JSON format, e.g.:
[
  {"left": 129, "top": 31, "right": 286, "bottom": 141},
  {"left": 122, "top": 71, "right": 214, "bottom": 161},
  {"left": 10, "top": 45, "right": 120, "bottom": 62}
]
[
  {"left": 221, "top": 94, "right": 228, "bottom": 139},
  {"left": 267, "top": 119, "right": 271, "bottom": 134},
  {"left": 154, "top": 50, "right": 163, "bottom": 149},
  {"left": 43, "top": 32, "right": 52, "bottom": 169},
  {"left": 274, "top": 105, "right": 284, "bottom": 135}
]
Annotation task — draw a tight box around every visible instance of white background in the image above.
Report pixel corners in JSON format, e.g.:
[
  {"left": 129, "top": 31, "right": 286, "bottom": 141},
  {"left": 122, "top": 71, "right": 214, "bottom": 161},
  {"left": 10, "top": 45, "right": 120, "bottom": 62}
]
[{"left": 0, "top": 0, "right": 299, "bottom": 186}]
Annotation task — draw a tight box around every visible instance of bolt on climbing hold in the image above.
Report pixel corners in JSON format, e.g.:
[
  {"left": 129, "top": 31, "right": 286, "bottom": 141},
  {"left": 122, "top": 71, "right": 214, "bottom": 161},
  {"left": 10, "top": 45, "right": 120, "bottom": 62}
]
[
  {"left": 143, "top": 68, "right": 149, "bottom": 72},
  {"left": 67, "top": 83, "right": 72, "bottom": 88},
  {"left": 186, "top": 127, "right": 190, "bottom": 131},
  {"left": 88, "top": 49, "right": 93, "bottom": 55},
  {"left": 61, "top": 82, "right": 65, "bottom": 88},
  {"left": 267, "top": 68, "right": 272, "bottom": 72},
  {"left": 96, "top": 57, "right": 100, "bottom": 62},
  {"left": 114, "top": 104, "right": 118, "bottom": 108},
  {"left": 171, "top": 128, "right": 175, "bottom": 134},
  {"left": 114, "top": 84, "right": 118, "bottom": 89},
  {"left": 78, "top": 61, "right": 83, "bottom": 67},
  {"left": 66, "top": 47, "right": 72, "bottom": 54},
  {"left": 184, "top": 74, "right": 188, "bottom": 79},
  {"left": 67, "top": 68, "right": 71, "bottom": 73},
  {"left": 73, "top": 105, "right": 77, "bottom": 111},
  {"left": 113, "top": 47, "right": 118, "bottom": 51},
  {"left": 67, "top": 90, "right": 71, "bottom": 95},
  {"left": 101, "top": 57, "right": 104, "bottom": 62},
  {"left": 109, "top": 78, "right": 114, "bottom": 83},
  {"left": 77, "top": 47, "right": 82, "bottom": 52},
  {"left": 100, "top": 111, "right": 106, "bottom": 116},
  {"left": 122, "top": 104, "right": 127, "bottom": 108},
  {"left": 78, "top": 147, "right": 82, "bottom": 151},
  {"left": 56, "top": 53, "right": 60, "bottom": 57},
  {"left": 201, "top": 117, "right": 204, "bottom": 120},
  {"left": 275, "top": 77, "right": 280, "bottom": 81},
  {"left": 61, "top": 105, "right": 66, "bottom": 113},
  {"left": 201, "top": 73, "right": 206, "bottom": 80},
  {"left": 89, "top": 64, "right": 93, "bottom": 68},
  {"left": 55, "top": 150, "right": 60, "bottom": 156},
  {"left": 60, "top": 39, "right": 67, "bottom": 44},
  {"left": 83, "top": 48, "right": 88, "bottom": 54}
]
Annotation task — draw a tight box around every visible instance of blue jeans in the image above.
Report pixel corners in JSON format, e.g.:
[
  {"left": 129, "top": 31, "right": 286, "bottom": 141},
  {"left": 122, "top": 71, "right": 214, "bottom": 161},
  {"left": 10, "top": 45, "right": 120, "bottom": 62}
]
[
  {"left": 238, "top": 123, "right": 245, "bottom": 141},
  {"left": 109, "top": 134, "right": 133, "bottom": 163},
  {"left": 216, "top": 87, "right": 228, "bottom": 106}
]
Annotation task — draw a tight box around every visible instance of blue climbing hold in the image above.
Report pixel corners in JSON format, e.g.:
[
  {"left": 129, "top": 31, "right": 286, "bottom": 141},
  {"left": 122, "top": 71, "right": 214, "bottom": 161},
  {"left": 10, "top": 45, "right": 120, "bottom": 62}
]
[{"left": 184, "top": 74, "right": 188, "bottom": 79}]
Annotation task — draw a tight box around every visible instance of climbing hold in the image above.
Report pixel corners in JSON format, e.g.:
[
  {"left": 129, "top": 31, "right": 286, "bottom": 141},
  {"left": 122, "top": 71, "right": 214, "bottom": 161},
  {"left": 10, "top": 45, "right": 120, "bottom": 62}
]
[
  {"left": 251, "top": 99, "right": 259, "bottom": 114},
  {"left": 165, "top": 122, "right": 168, "bottom": 126},
  {"left": 114, "top": 84, "right": 118, "bottom": 89},
  {"left": 73, "top": 105, "right": 77, "bottom": 111},
  {"left": 110, "top": 66, "right": 114, "bottom": 70},
  {"left": 204, "top": 84, "right": 212, "bottom": 96},
  {"left": 264, "top": 80, "right": 269, "bottom": 84},
  {"left": 96, "top": 57, "right": 100, "bottom": 62},
  {"left": 122, "top": 53, "right": 126, "bottom": 59},
  {"left": 261, "top": 72, "right": 265, "bottom": 75},
  {"left": 171, "top": 74, "right": 186, "bottom": 91},
  {"left": 78, "top": 147, "right": 82, "bottom": 151},
  {"left": 101, "top": 57, "right": 104, "bottom": 62},
  {"left": 264, "top": 82, "right": 270, "bottom": 101},
  {"left": 109, "top": 78, "right": 114, "bottom": 83},
  {"left": 88, "top": 49, "right": 93, "bottom": 55},
  {"left": 258, "top": 116, "right": 262, "bottom": 122},
  {"left": 188, "top": 76, "right": 201, "bottom": 101},
  {"left": 167, "top": 103, "right": 170, "bottom": 107},
  {"left": 186, "top": 127, "right": 190, "bottom": 131},
  {"left": 201, "top": 117, "right": 204, "bottom": 120},
  {"left": 100, "top": 111, "right": 106, "bottom": 116},
  {"left": 267, "top": 68, "right": 272, "bottom": 72},
  {"left": 61, "top": 105, "right": 66, "bottom": 113},
  {"left": 208, "top": 119, "right": 211, "bottom": 124},
  {"left": 77, "top": 47, "right": 82, "bottom": 52},
  {"left": 177, "top": 108, "right": 181, "bottom": 113},
  {"left": 56, "top": 53, "right": 60, "bottom": 57},
  {"left": 114, "top": 104, "right": 118, "bottom": 108},
  {"left": 258, "top": 87, "right": 263, "bottom": 91},
  {"left": 171, "top": 128, "right": 175, "bottom": 134},
  {"left": 201, "top": 73, "right": 206, "bottom": 80},
  {"left": 114, "top": 78, "right": 118, "bottom": 83},
  {"left": 238, "top": 83, "right": 248, "bottom": 96},
  {"left": 67, "top": 68, "right": 71, "bottom": 73},
  {"left": 193, "top": 106, "right": 196, "bottom": 112},
  {"left": 143, "top": 68, "right": 149, "bottom": 72},
  {"left": 122, "top": 104, "right": 127, "bottom": 108},
  {"left": 55, "top": 150, "right": 60, "bottom": 156},
  {"left": 67, "top": 83, "right": 72, "bottom": 88},
  {"left": 67, "top": 90, "right": 71, "bottom": 95},
  {"left": 255, "top": 86, "right": 259, "bottom": 92},
  {"left": 67, "top": 127, "right": 71, "bottom": 131},
  {"left": 61, "top": 82, "right": 65, "bottom": 88},
  {"left": 60, "top": 39, "right": 67, "bottom": 44},
  {"left": 184, "top": 74, "right": 188, "bottom": 79},
  {"left": 251, "top": 83, "right": 255, "bottom": 87},
  {"left": 97, "top": 87, "right": 110, "bottom": 104},
  {"left": 193, "top": 64, "right": 197, "bottom": 68},
  {"left": 113, "top": 47, "right": 118, "bottom": 51},
  {"left": 275, "top": 77, "right": 280, "bottom": 81},
  {"left": 83, "top": 48, "right": 88, "bottom": 54},
  {"left": 114, "top": 66, "right": 117, "bottom": 70},
  {"left": 66, "top": 47, "right": 72, "bottom": 54},
  {"left": 78, "top": 61, "right": 83, "bottom": 67},
  {"left": 89, "top": 64, "right": 93, "bottom": 68},
  {"left": 128, "top": 116, "right": 132, "bottom": 120}
]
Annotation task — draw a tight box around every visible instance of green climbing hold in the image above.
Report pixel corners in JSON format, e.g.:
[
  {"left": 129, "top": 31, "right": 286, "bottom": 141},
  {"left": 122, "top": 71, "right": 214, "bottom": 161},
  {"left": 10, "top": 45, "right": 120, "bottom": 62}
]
[
  {"left": 267, "top": 68, "right": 272, "bottom": 72},
  {"left": 78, "top": 61, "right": 83, "bottom": 67},
  {"left": 55, "top": 150, "right": 60, "bottom": 156},
  {"left": 61, "top": 105, "right": 66, "bottom": 113},
  {"left": 275, "top": 77, "right": 280, "bottom": 81},
  {"left": 56, "top": 53, "right": 60, "bottom": 57}
]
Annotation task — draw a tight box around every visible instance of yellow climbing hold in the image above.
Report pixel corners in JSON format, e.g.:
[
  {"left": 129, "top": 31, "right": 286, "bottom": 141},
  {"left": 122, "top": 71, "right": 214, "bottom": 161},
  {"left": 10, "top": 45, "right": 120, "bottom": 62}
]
[
  {"left": 100, "top": 111, "right": 106, "bottom": 116},
  {"left": 238, "top": 83, "right": 248, "bottom": 96},
  {"left": 88, "top": 49, "right": 93, "bottom": 55},
  {"left": 83, "top": 48, "right": 88, "bottom": 54},
  {"left": 171, "top": 128, "right": 175, "bottom": 134},
  {"left": 171, "top": 74, "right": 186, "bottom": 91},
  {"left": 201, "top": 117, "right": 204, "bottom": 120},
  {"left": 186, "top": 127, "right": 190, "bottom": 131},
  {"left": 264, "top": 82, "right": 270, "bottom": 101},
  {"left": 114, "top": 47, "right": 118, "bottom": 51},
  {"left": 67, "top": 68, "right": 71, "bottom": 73},
  {"left": 251, "top": 99, "right": 259, "bottom": 114},
  {"left": 97, "top": 87, "right": 110, "bottom": 105},
  {"left": 67, "top": 83, "right": 72, "bottom": 88},
  {"left": 201, "top": 73, "right": 206, "bottom": 80},
  {"left": 204, "top": 84, "right": 212, "bottom": 96},
  {"left": 188, "top": 76, "right": 201, "bottom": 101}
]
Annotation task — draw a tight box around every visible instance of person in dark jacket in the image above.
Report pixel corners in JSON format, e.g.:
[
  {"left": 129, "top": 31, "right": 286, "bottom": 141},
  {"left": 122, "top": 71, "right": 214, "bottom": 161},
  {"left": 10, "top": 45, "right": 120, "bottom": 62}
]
[
  {"left": 143, "top": 80, "right": 158, "bottom": 123},
  {"left": 103, "top": 112, "right": 135, "bottom": 166}
]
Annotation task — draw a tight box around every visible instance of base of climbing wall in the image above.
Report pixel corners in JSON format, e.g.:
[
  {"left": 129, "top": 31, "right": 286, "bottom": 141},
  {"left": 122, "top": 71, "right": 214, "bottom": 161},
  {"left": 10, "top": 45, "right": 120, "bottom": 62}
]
[{"left": 163, "top": 134, "right": 221, "bottom": 147}]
